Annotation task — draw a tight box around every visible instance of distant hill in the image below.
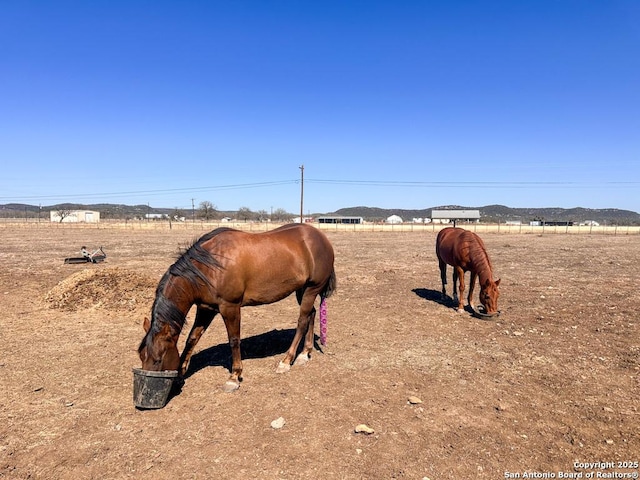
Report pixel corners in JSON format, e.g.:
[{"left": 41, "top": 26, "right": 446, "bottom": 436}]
[
  {"left": 1, "top": 203, "right": 639, "bottom": 225},
  {"left": 0, "top": 203, "right": 170, "bottom": 219},
  {"left": 330, "top": 205, "right": 640, "bottom": 225},
  {"left": 0, "top": 203, "right": 235, "bottom": 220}
]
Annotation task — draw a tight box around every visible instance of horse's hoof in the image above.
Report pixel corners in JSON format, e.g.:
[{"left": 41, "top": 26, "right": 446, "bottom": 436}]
[
  {"left": 294, "top": 354, "right": 310, "bottom": 367},
  {"left": 276, "top": 361, "right": 291, "bottom": 374},
  {"left": 456, "top": 308, "right": 465, "bottom": 314}
]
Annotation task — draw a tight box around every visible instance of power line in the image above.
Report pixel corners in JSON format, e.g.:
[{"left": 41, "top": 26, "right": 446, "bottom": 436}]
[
  {"left": 2, "top": 178, "right": 637, "bottom": 204},
  {"left": 306, "top": 179, "right": 640, "bottom": 189},
  {"left": 299, "top": 165, "right": 304, "bottom": 223},
  {"left": 0, "top": 180, "right": 299, "bottom": 202}
]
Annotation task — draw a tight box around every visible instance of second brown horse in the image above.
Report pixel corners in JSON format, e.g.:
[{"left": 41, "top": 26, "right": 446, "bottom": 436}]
[{"left": 435, "top": 227, "right": 500, "bottom": 316}]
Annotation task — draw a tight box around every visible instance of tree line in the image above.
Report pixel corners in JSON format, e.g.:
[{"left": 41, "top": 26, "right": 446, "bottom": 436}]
[{"left": 172, "top": 201, "right": 293, "bottom": 223}]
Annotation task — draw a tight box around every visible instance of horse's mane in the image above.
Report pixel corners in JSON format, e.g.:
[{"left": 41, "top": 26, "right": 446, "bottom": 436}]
[
  {"left": 465, "top": 233, "right": 493, "bottom": 278},
  {"left": 139, "top": 228, "right": 231, "bottom": 353},
  {"left": 167, "top": 227, "right": 231, "bottom": 285}
]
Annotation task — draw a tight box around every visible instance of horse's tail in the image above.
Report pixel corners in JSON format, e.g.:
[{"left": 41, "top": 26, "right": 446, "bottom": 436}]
[
  {"left": 319, "top": 268, "right": 336, "bottom": 346},
  {"left": 321, "top": 267, "right": 337, "bottom": 300}
]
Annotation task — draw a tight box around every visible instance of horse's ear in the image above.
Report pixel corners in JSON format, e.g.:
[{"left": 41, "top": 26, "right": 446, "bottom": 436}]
[
  {"left": 139, "top": 344, "right": 148, "bottom": 363},
  {"left": 143, "top": 317, "right": 151, "bottom": 332},
  {"left": 159, "top": 323, "right": 176, "bottom": 340},
  {"left": 495, "top": 278, "right": 501, "bottom": 287}
]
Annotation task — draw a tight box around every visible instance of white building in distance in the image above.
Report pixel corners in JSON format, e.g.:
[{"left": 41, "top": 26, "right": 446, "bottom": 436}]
[
  {"left": 50, "top": 210, "right": 100, "bottom": 223},
  {"left": 431, "top": 209, "right": 480, "bottom": 225},
  {"left": 385, "top": 215, "right": 403, "bottom": 224}
]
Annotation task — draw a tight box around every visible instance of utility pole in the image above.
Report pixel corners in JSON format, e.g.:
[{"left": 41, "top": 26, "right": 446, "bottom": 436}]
[
  {"left": 299, "top": 165, "right": 304, "bottom": 223},
  {"left": 191, "top": 198, "right": 195, "bottom": 223}
]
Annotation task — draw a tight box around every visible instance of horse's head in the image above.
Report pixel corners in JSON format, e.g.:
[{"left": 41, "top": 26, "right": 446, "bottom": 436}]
[
  {"left": 479, "top": 278, "right": 501, "bottom": 315},
  {"left": 138, "top": 316, "right": 180, "bottom": 372}
]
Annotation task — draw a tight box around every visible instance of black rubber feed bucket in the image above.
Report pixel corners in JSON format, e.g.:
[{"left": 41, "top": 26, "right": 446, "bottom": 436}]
[
  {"left": 472, "top": 305, "right": 501, "bottom": 320},
  {"left": 132, "top": 368, "right": 178, "bottom": 409}
]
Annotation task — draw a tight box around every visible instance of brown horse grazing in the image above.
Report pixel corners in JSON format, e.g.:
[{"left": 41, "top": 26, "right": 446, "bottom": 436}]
[
  {"left": 138, "top": 223, "right": 336, "bottom": 393},
  {"left": 435, "top": 227, "right": 500, "bottom": 316}
]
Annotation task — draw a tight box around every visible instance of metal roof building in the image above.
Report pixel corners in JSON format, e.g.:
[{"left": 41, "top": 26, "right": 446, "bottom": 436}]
[
  {"left": 317, "top": 216, "right": 363, "bottom": 224},
  {"left": 431, "top": 210, "right": 480, "bottom": 226}
]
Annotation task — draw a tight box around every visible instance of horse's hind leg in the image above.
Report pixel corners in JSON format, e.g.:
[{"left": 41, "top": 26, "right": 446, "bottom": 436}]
[
  {"left": 294, "top": 287, "right": 317, "bottom": 361},
  {"left": 179, "top": 305, "right": 216, "bottom": 377},
  {"left": 296, "top": 290, "right": 317, "bottom": 366},
  {"left": 452, "top": 269, "right": 458, "bottom": 305},
  {"left": 277, "top": 288, "right": 317, "bottom": 373},
  {"left": 453, "top": 267, "right": 465, "bottom": 312},
  {"left": 293, "top": 303, "right": 316, "bottom": 368},
  {"left": 438, "top": 259, "right": 448, "bottom": 300}
]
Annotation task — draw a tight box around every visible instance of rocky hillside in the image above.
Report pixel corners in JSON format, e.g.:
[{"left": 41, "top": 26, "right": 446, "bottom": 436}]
[
  {"left": 2, "top": 203, "right": 639, "bottom": 225},
  {"left": 331, "top": 205, "right": 640, "bottom": 225}
]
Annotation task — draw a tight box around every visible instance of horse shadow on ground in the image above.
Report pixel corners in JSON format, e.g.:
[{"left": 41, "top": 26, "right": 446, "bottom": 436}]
[
  {"left": 412, "top": 287, "right": 477, "bottom": 315},
  {"left": 186, "top": 328, "right": 303, "bottom": 378},
  {"left": 169, "top": 328, "right": 301, "bottom": 399},
  {"left": 413, "top": 287, "right": 447, "bottom": 305}
]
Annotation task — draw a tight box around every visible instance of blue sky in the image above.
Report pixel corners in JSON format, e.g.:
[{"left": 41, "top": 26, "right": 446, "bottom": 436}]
[{"left": 1, "top": 1, "right": 639, "bottom": 214}]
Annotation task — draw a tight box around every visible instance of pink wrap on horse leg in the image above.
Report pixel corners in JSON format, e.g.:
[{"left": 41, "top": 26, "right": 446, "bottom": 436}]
[{"left": 319, "top": 298, "right": 328, "bottom": 345}]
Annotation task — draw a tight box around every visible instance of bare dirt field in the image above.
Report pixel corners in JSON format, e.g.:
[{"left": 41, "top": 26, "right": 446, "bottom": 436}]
[{"left": 1, "top": 224, "right": 639, "bottom": 480}]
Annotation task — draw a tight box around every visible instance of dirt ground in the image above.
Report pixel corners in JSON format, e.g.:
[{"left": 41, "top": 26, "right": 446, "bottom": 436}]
[{"left": 1, "top": 224, "right": 638, "bottom": 480}]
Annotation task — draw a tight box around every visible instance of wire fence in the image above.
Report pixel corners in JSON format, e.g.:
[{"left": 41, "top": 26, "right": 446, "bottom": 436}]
[{"left": 1, "top": 219, "right": 638, "bottom": 235}]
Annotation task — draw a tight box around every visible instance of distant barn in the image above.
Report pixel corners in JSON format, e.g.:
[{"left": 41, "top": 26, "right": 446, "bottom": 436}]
[
  {"left": 145, "top": 213, "right": 168, "bottom": 220},
  {"left": 317, "top": 216, "right": 363, "bottom": 224},
  {"left": 50, "top": 210, "right": 100, "bottom": 223},
  {"left": 431, "top": 210, "right": 480, "bottom": 226},
  {"left": 530, "top": 220, "right": 574, "bottom": 227}
]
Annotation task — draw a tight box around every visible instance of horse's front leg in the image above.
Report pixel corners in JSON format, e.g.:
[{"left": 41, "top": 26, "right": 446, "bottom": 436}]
[
  {"left": 467, "top": 271, "right": 478, "bottom": 311},
  {"left": 454, "top": 266, "right": 465, "bottom": 313},
  {"left": 179, "top": 305, "right": 217, "bottom": 377},
  {"left": 277, "top": 290, "right": 316, "bottom": 373},
  {"left": 220, "top": 304, "right": 242, "bottom": 392}
]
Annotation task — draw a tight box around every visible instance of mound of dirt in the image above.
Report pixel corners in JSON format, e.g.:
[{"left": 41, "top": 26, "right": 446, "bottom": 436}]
[{"left": 44, "top": 267, "right": 158, "bottom": 312}]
